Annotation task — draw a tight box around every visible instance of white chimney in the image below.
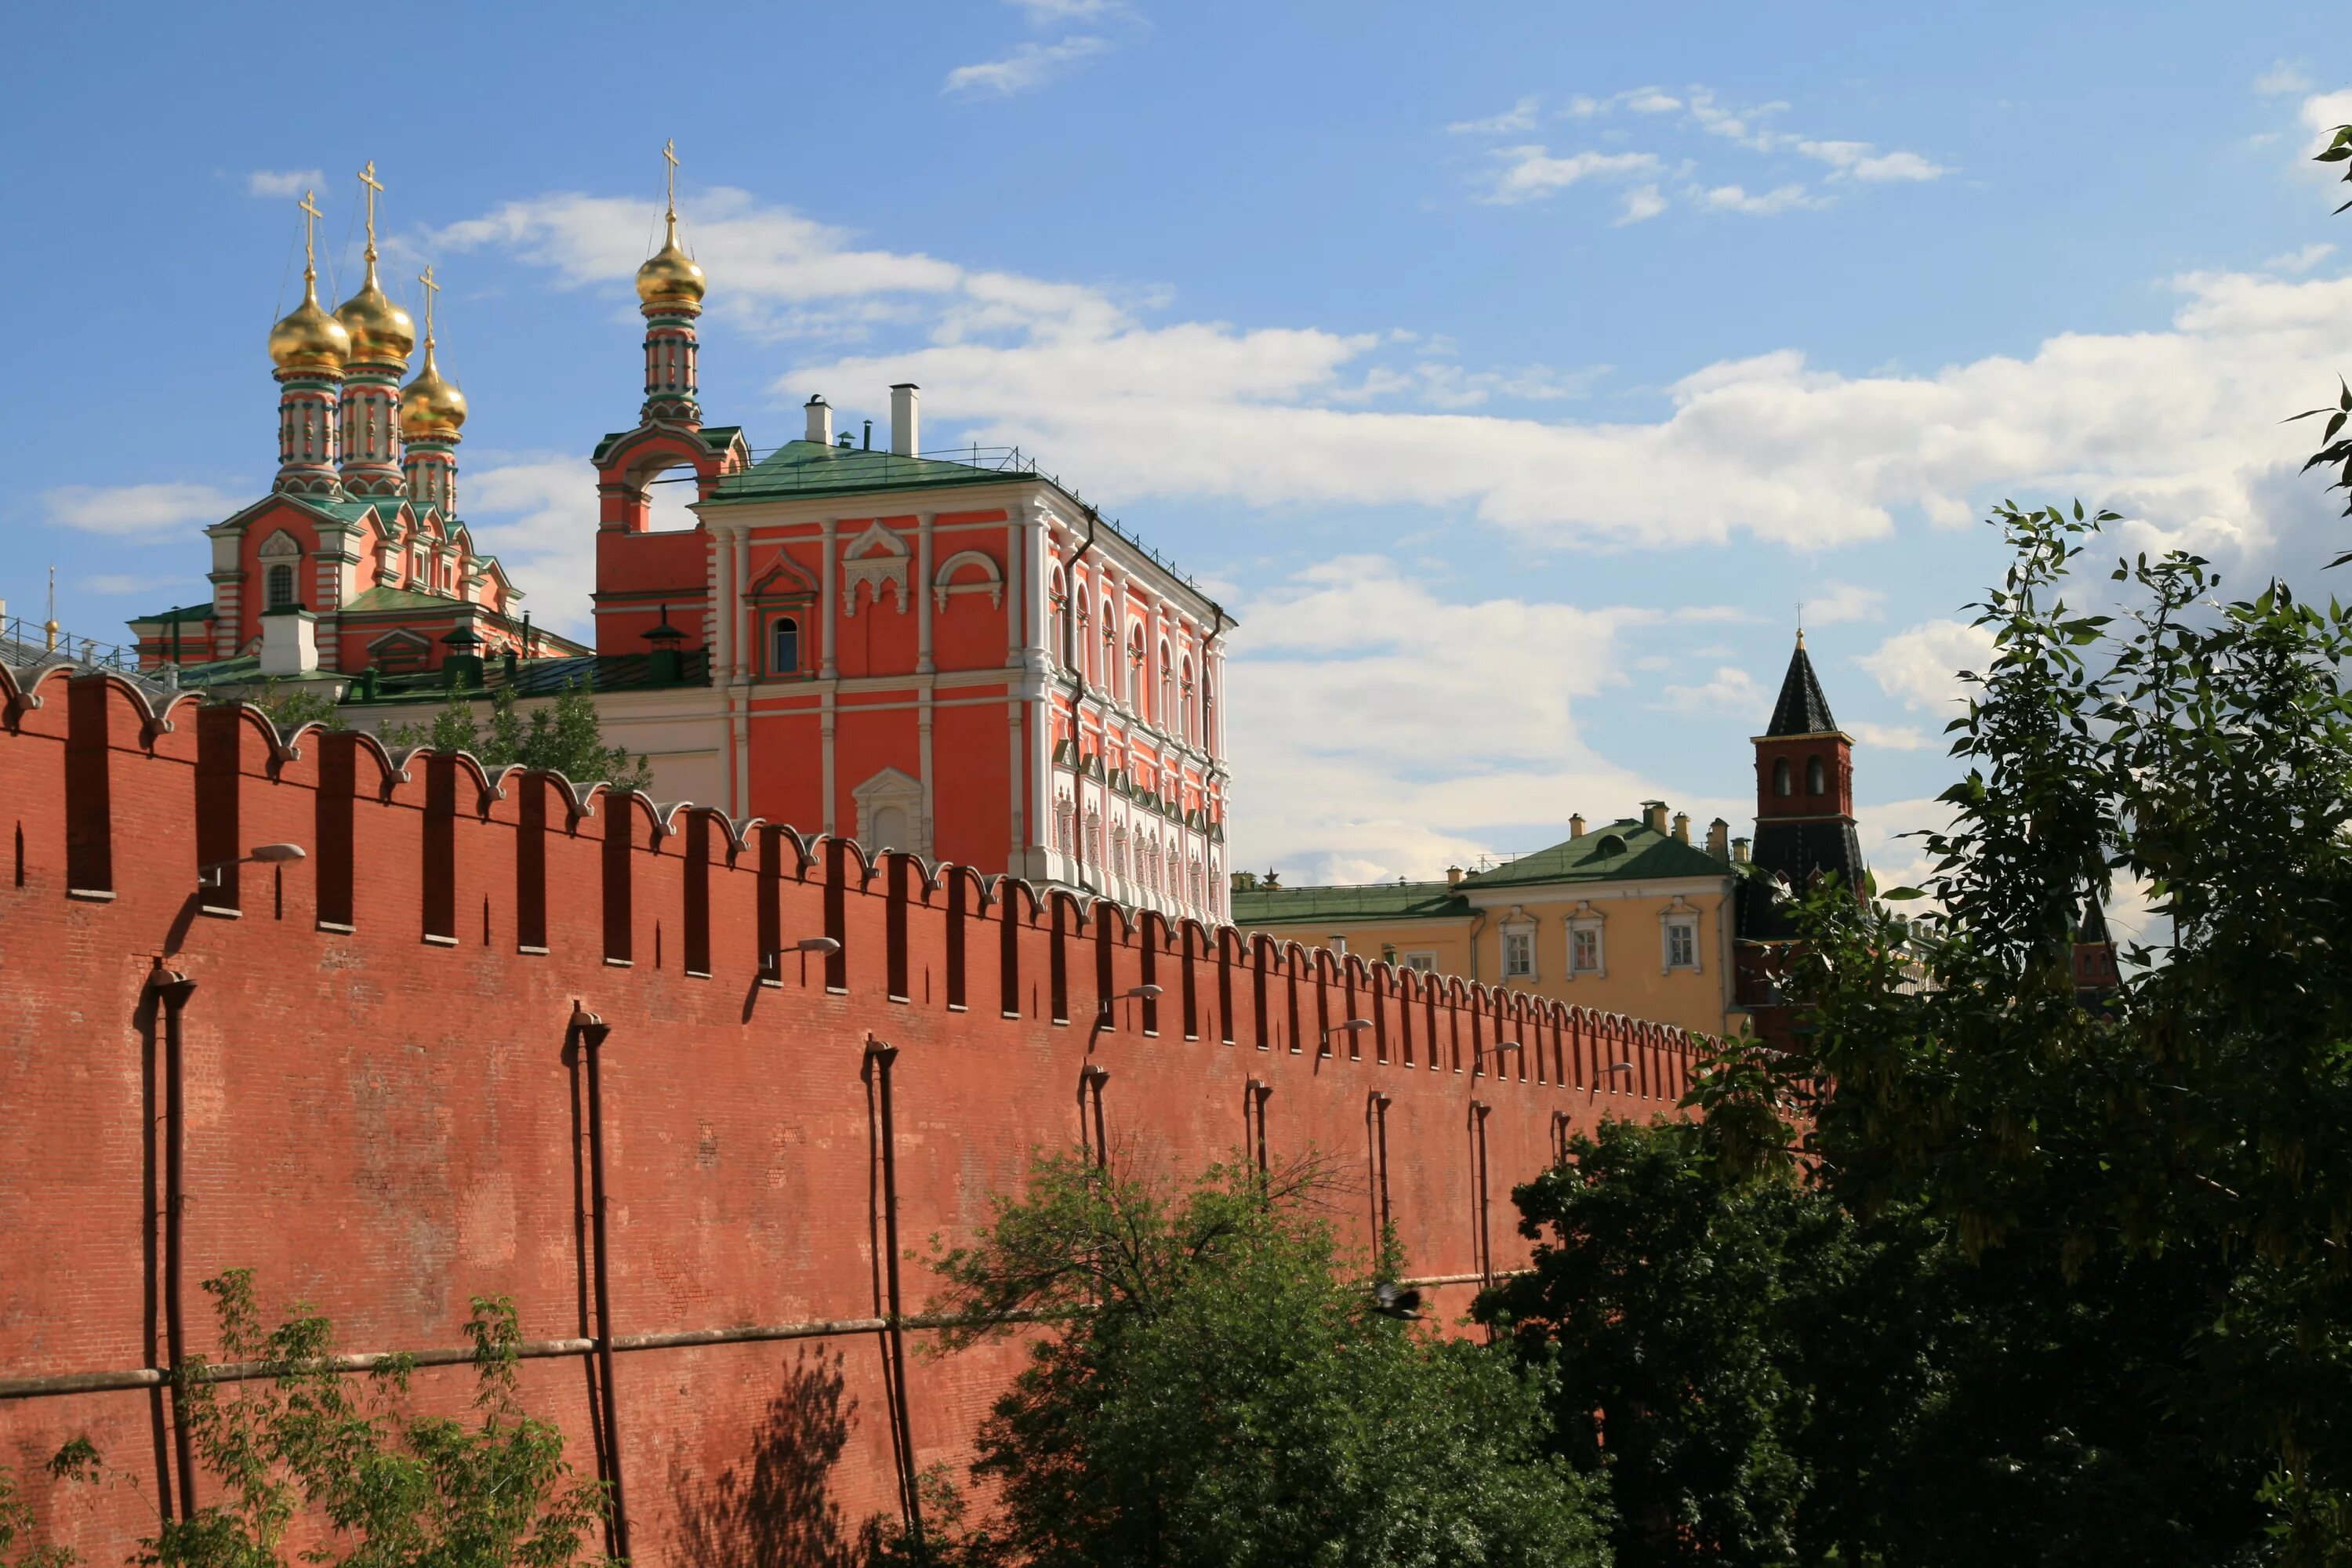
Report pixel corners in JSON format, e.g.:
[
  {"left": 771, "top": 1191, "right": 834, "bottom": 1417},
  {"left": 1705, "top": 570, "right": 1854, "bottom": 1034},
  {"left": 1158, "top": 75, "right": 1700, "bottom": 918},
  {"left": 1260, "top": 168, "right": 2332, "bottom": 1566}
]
[
  {"left": 890, "top": 383, "right": 920, "bottom": 457},
  {"left": 804, "top": 394, "right": 832, "bottom": 446},
  {"left": 259, "top": 607, "right": 319, "bottom": 677}
]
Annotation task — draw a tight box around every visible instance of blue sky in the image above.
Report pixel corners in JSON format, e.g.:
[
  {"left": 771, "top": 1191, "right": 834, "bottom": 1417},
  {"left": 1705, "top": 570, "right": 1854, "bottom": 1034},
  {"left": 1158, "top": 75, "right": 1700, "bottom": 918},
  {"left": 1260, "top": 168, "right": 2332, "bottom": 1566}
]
[{"left": 5, "top": 2, "right": 2348, "bottom": 915}]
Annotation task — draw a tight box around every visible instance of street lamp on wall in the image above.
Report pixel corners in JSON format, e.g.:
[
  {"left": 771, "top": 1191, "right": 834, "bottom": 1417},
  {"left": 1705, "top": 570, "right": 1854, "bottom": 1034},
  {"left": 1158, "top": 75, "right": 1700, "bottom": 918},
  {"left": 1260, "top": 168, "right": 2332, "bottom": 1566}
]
[
  {"left": 1477, "top": 1037, "right": 1523, "bottom": 1078},
  {"left": 1087, "top": 983, "right": 1163, "bottom": 1054},
  {"left": 1319, "top": 1017, "right": 1373, "bottom": 1054},
  {"left": 198, "top": 841, "right": 305, "bottom": 888},
  {"left": 764, "top": 935, "right": 840, "bottom": 983}
]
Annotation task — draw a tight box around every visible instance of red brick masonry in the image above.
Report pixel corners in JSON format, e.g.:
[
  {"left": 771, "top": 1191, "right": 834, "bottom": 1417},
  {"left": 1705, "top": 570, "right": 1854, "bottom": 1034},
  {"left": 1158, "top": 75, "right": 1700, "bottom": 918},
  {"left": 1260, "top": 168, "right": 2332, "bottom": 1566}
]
[{"left": 0, "top": 667, "right": 1701, "bottom": 1563}]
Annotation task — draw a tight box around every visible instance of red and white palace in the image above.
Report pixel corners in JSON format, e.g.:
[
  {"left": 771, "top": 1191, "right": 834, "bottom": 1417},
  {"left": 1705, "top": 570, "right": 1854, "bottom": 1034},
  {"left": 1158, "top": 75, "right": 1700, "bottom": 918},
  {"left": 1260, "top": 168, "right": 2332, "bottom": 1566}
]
[{"left": 133, "top": 162, "right": 1236, "bottom": 926}]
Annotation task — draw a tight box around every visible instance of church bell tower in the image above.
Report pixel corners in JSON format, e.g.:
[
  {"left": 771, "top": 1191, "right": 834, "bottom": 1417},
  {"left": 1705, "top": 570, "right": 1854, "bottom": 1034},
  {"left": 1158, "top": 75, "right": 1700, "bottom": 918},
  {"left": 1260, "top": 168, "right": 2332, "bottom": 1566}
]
[{"left": 1750, "top": 630, "right": 1865, "bottom": 899}]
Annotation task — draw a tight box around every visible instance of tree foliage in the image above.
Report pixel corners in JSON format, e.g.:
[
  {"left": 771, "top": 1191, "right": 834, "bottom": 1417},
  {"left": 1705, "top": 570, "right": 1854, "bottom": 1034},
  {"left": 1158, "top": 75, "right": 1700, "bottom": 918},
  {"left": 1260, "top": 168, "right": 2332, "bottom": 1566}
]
[
  {"left": 379, "top": 683, "right": 652, "bottom": 794},
  {"left": 883, "top": 1150, "right": 1609, "bottom": 1568},
  {"left": 9, "top": 1271, "right": 610, "bottom": 1568}
]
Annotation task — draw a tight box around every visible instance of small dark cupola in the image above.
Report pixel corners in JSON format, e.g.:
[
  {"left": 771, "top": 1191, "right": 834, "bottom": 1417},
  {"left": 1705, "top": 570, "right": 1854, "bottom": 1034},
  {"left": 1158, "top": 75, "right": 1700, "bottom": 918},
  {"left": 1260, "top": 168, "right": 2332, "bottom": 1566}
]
[
  {"left": 1743, "top": 629, "right": 1866, "bottom": 931},
  {"left": 2073, "top": 894, "right": 2122, "bottom": 1004}
]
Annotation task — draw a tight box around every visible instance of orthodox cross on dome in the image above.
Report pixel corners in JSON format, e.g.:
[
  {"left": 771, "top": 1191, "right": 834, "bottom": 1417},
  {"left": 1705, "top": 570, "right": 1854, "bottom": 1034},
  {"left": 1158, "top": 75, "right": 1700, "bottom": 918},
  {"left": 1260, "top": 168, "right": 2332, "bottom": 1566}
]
[
  {"left": 297, "top": 189, "right": 324, "bottom": 277},
  {"left": 417, "top": 264, "right": 440, "bottom": 343},
  {"left": 662, "top": 138, "right": 680, "bottom": 220},
  {"left": 357, "top": 159, "right": 385, "bottom": 260}
]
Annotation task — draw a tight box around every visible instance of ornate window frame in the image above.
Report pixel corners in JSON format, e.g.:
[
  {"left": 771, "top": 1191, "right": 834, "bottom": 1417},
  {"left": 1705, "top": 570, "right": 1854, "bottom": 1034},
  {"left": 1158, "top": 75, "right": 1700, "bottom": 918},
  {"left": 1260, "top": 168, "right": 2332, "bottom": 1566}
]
[
  {"left": 1566, "top": 900, "right": 1606, "bottom": 979},
  {"left": 851, "top": 766, "right": 930, "bottom": 857},
  {"left": 1660, "top": 895, "right": 1703, "bottom": 975}
]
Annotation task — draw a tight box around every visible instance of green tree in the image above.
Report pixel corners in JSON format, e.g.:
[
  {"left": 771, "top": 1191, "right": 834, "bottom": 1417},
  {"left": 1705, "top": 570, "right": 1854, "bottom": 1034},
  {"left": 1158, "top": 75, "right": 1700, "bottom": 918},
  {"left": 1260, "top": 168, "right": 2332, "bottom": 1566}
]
[
  {"left": 886, "top": 1150, "right": 1610, "bottom": 1568},
  {"left": 1488, "top": 1111, "right": 2271, "bottom": 1567},
  {"left": 39, "top": 1269, "right": 610, "bottom": 1568},
  {"left": 379, "top": 682, "right": 652, "bottom": 794}
]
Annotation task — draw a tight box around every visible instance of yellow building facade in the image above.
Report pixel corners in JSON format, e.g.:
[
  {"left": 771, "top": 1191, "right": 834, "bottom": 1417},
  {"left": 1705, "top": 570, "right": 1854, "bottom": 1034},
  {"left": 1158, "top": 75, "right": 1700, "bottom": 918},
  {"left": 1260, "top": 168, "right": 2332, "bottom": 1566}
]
[{"left": 1231, "top": 802, "right": 1750, "bottom": 1039}]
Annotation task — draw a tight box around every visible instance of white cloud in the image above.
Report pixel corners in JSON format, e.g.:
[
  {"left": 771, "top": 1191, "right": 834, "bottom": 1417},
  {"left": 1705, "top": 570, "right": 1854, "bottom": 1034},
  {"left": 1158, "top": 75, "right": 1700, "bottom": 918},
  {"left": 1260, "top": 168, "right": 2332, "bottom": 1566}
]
[
  {"left": 2257, "top": 61, "right": 2314, "bottom": 96},
  {"left": 247, "top": 169, "right": 324, "bottom": 199},
  {"left": 1615, "top": 183, "right": 1668, "bottom": 225},
  {"left": 454, "top": 181, "right": 2352, "bottom": 585},
  {"left": 1698, "top": 182, "right": 1820, "bottom": 216},
  {"left": 1448, "top": 96, "right": 1541, "bottom": 136},
  {"left": 1845, "top": 720, "right": 1936, "bottom": 751},
  {"left": 1863, "top": 619, "right": 1997, "bottom": 713},
  {"left": 2303, "top": 90, "right": 2352, "bottom": 150},
  {"left": 943, "top": 34, "right": 1111, "bottom": 96},
  {"left": 1225, "top": 556, "right": 1751, "bottom": 880},
  {"left": 2265, "top": 241, "right": 2337, "bottom": 273},
  {"left": 1796, "top": 140, "right": 1947, "bottom": 182},
  {"left": 1477, "top": 145, "right": 1661, "bottom": 205},
  {"left": 1804, "top": 580, "right": 1886, "bottom": 625},
  {"left": 1454, "top": 84, "right": 1944, "bottom": 208},
  {"left": 43, "top": 482, "right": 239, "bottom": 537},
  {"left": 1656, "top": 666, "right": 1766, "bottom": 713}
]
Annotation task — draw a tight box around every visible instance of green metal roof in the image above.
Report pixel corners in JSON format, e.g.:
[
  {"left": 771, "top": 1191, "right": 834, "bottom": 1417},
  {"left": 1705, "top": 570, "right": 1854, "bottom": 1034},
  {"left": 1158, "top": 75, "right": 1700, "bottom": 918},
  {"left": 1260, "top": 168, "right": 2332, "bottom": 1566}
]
[
  {"left": 1232, "top": 880, "right": 1470, "bottom": 927},
  {"left": 1238, "top": 820, "right": 1736, "bottom": 927},
  {"left": 128, "top": 602, "right": 214, "bottom": 626},
  {"left": 1457, "top": 819, "right": 1732, "bottom": 891},
  {"left": 342, "top": 586, "right": 475, "bottom": 615},
  {"left": 705, "top": 440, "right": 1036, "bottom": 504}
]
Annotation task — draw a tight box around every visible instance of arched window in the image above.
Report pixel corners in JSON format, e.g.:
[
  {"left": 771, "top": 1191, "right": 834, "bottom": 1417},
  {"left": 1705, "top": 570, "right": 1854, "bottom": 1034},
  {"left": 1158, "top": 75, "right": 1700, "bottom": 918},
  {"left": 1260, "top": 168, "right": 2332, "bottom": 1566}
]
[
  {"left": 1806, "top": 755, "right": 1827, "bottom": 795},
  {"left": 1073, "top": 585, "right": 1091, "bottom": 680},
  {"left": 769, "top": 615, "right": 800, "bottom": 677},
  {"left": 870, "top": 805, "right": 909, "bottom": 848},
  {"left": 1127, "top": 627, "right": 1145, "bottom": 710},
  {"left": 1180, "top": 657, "right": 1194, "bottom": 742},
  {"left": 1773, "top": 758, "right": 1792, "bottom": 797},
  {"left": 265, "top": 563, "right": 297, "bottom": 611},
  {"left": 1160, "top": 646, "right": 1174, "bottom": 729},
  {"left": 1050, "top": 571, "right": 1069, "bottom": 670},
  {"left": 1200, "top": 668, "right": 1214, "bottom": 752}
]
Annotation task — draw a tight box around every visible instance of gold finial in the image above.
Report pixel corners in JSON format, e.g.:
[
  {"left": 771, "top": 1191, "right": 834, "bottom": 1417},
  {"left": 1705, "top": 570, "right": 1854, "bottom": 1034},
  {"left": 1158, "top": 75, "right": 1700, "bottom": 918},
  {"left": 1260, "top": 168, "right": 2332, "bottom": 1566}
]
[
  {"left": 662, "top": 138, "right": 681, "bottom": 223},
  {"left": 358, "top": 159, "right": 385, "bottom": 261},
  {"left": 298, "top": 189, "right": 324, "bottom": 281},
  {"left": 418, "top": 264, "right": 440, "bottom": 345},
  {"left": 1795, "top": 602, "right": 1806, "bottom": 649},
  {"left": 271, "top": 190, "right": 350, "bottom": 371}
]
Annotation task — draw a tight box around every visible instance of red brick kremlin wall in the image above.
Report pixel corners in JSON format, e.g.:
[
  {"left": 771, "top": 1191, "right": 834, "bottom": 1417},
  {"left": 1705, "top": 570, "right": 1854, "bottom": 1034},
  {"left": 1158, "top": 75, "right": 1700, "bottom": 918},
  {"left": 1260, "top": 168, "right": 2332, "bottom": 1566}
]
[{"left": 0, "top": 667, "right": 1702, "bottom": 1565}]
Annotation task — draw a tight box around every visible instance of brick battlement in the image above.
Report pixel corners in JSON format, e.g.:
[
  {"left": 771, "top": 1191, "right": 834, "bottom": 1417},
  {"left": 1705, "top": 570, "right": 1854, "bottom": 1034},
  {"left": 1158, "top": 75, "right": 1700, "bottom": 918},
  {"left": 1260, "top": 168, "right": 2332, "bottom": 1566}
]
[{"left": 0, "top": 664, "right": 1702, "bottom": 1563}]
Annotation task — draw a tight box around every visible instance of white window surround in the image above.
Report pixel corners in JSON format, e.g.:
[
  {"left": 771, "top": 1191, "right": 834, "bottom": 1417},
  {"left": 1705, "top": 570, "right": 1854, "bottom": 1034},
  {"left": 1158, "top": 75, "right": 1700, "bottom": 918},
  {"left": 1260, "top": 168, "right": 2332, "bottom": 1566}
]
[
  {"left": 1499, "top": 906, "right": 1538, "bottom": 981},
  {"left": 1403, "top": 951, "right": 1439, "bottom": 973},
  {"left": 840, "top": 521, "right": 911, "bottom": 615},
  {"left": 852, "top": 766, "right": 930, "bottom": 856},
  {"left": 1660, "top": 896, "right": 1703, "bottom": 975},
  {"left": 1566, "top": 901, "right": 1606, "bottom": 978}
]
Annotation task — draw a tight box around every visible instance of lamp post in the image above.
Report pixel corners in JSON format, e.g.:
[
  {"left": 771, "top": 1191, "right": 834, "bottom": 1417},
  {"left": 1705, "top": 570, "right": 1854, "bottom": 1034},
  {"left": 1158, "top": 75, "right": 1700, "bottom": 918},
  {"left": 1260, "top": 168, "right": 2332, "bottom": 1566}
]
[
  {"left": 763, "top": 935, "right": 840, "bottom": 982},
  {"left": 1477, "top": 1036, "right": 1523, "bottom": 1078},
  {"left": 1319, "top": 1017, "right": 1373, "bottom": 1054},
  {"left": 1087, "top": 982, "right": 1163, "bottom": 1054},
  {"left": 197, "top": 841, "right": 305, "bottom": 890}
]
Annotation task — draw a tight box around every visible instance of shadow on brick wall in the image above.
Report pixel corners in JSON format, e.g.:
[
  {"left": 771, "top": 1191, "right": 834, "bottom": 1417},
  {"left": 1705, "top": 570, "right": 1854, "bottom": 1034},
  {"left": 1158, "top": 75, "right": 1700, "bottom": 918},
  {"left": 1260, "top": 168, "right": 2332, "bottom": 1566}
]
[{"left": 671, "top": 1346, "right": 865, "bottom": 1568}]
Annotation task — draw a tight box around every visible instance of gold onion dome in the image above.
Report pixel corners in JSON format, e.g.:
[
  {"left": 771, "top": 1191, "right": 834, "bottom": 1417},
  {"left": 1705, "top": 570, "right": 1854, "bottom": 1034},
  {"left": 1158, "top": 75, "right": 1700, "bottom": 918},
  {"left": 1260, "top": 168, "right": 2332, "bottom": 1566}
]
[
  {"left": 400, "top": 339, "right": 467, "bottom": 440},
  {"left": 635, "top": 213, "right": 706, "bottom": 308},
  {"left": 268, "top": 271, "right": 351, "bottom": 372},
  {"left": 336, "top": 254, "right": 416, "bottom": 365}
]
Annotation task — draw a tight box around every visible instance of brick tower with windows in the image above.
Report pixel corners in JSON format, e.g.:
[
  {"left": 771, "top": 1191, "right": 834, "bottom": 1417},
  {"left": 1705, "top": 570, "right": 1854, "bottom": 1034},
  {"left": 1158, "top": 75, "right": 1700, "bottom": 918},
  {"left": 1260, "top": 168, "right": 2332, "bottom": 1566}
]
[{"left": 1735, "top": 630, "right": 1867, "bottom": 1039}]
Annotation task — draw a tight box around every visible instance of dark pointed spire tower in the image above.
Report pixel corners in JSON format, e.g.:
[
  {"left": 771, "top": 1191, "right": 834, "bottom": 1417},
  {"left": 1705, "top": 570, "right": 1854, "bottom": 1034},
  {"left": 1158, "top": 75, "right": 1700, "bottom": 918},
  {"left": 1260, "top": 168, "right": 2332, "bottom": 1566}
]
[{"left": 1747, "top": 629, "right": 1866, "bottom": 931}]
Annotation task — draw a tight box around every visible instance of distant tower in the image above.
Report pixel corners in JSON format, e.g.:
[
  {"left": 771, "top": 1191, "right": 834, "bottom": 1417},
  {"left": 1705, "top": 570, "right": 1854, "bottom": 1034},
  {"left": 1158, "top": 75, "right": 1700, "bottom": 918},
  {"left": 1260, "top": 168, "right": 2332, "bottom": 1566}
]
[
  {"left": 266, "top": 189, "right": 350, "bottom": 497},
  {"left": 1749, "top": 629, "right": 1864, "bottom": 902},
  {"left": 400, "top": 266, "right": 468, "bottom": 520},
  {"left": 635, "top": 139, "right": 706, "bottom": 426},
  {"left": 334, "top": 161, "right": 416, "bottom": 499}
]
